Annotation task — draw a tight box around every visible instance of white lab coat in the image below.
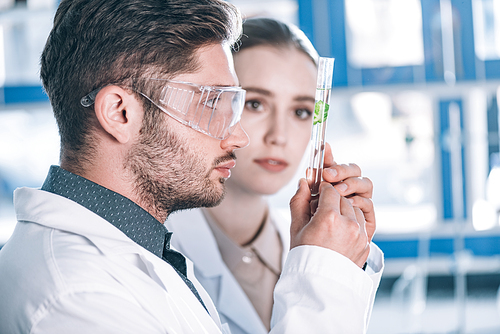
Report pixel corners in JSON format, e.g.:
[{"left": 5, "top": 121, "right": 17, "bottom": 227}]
[
  {"left": 0, "top": 188, "right": 381, "bottom": 334},
  {"left": 166, "top": 208, "right": 385, "bottom": 334},
  {"left": 0, "top": 188, "right": 225, "bottom": 334}
]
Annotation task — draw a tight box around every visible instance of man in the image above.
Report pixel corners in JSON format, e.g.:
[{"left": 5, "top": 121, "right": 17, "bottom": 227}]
[{"left": 0, "top": 0, "right": 379, "bottom": 333}]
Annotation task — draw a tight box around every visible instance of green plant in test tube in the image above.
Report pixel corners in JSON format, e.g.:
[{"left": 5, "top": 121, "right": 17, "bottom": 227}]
[
  {"left": 314, "top": 100, "right": 329, "bottom": 125},
  {"left": 307, "top": 57, "right": 335, "bottom": 198}
]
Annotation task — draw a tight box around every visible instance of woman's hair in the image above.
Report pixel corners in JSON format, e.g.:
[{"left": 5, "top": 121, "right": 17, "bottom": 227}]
[{"left": 234, "top": 17, "right": 318, "bottom": 66}]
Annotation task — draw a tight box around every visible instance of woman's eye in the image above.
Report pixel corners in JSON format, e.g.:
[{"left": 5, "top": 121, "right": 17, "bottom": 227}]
[
  {"left": 245, "top": 100, "right": 264, "bottom": 112},
  {"left": 295, "top": 109, "right": 312, "bottom": 120}
]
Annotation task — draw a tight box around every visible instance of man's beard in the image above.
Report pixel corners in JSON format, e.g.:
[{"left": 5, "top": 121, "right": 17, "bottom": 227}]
[{"left": 124, "top": 119, "right": 235, "bottom": 220}]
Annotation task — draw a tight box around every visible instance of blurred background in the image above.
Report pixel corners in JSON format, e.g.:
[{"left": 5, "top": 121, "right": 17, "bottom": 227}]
[{"left": 1, "top": 0, "right": 500, "bottom": 332}]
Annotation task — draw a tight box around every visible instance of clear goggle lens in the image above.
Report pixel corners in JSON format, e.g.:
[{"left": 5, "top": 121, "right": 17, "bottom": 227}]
[{"left": 140, "top": 79, "right": 245, "bottom": 140}]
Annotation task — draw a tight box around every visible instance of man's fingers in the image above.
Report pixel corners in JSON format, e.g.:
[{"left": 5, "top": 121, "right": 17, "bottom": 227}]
[
  {"left": 353, "top": 206, "right": 370, "bottom": 266},
  {"left": 354, "top": 206, "right": 367, "bottom": 238},
  {"left": 349, "top": 196, "right": 376, "bottom": 242},
  {"left": 308, "top": 182, "right": 341, "bottom": 222},
  {"left": 317, "top": 182, "right": 341, "bottom": 213},
  {"left": 290, "top": 179, "right": 372, "bottom": 268},
  {"left": 340, "top": 196, "right": 369, "bottom": 268},
  {"left": 290, "top": 179, "right": 312, "bottom": 240},
  {"left": 348, "top": 196, "right": 374, "bottom": 219},
  {"left": 323, "top": 163, "right": 362, "bottom": 184},
  {"left": 323, "top": 142, "right": 336, "bottom": 168},
  {"left": 338, "top": 194, "right": 356, "bottom": 221},
  {"left": 333, "top": 177, "right": 373, "bottom": 198}
]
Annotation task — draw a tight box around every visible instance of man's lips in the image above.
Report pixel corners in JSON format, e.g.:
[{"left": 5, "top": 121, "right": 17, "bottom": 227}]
[
  {"left": 254, "top": 158, "right": 288, "bottom": 172},
  {"left": 214, "top": 160, "right": 236, "bottom": 178}
]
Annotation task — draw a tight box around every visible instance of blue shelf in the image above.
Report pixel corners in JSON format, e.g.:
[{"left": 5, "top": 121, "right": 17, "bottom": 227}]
[
  {"left": 374, "top": 235, "right": 500, "bottom": 258},
  {"left": 297, "top": 0, "right": 494, "bottom": 87},
  {"left": 1, "top": 85, "right": 49, "bottom": 105}
]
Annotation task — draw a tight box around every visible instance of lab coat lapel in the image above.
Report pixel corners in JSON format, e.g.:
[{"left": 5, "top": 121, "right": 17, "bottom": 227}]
[
  {"left": 16, "top": 188, "right": 222, "bottom": 333},
  {"left": 141, "top": 251, "right": 222, "bottom": 333}
]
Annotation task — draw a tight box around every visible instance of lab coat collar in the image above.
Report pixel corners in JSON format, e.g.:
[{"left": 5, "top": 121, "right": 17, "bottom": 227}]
[
  {"left": 15, "top": 187, "right": 139, "bottom": 255},
  {"left": 41, "top": 165, "right": 168, "bottom": 258},
  {"left": 14, "top": 187, "right": 223, "bottom": 331}
]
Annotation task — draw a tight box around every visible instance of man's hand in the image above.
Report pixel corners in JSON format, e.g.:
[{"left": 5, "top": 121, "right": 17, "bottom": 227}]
[
  {"left": 322, "top": 143, "right": 376, "bottom": 243},
  {"left": 290, "top": 179, "right": 370, "bottom": 268}
]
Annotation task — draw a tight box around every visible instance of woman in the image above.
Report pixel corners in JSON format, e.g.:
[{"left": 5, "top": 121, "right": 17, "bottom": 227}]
[{"left": 166, "top": 17, "right": 384, "bottom": 334}]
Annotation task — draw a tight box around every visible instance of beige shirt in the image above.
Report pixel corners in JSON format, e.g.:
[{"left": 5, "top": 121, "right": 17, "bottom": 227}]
[{"left": 204, "top": 211, "right": 283, "bottom": 330}]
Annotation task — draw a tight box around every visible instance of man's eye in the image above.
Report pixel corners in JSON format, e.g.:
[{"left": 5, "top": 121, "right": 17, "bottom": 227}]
[
  {"left": 204, "top": 96, "right": 220, "bottom": 108},
  {"left": 295, "top": 109, "right": 312, "bottom": 120},
  {"left": 245, "top": 100, "right": 263, "bottom": 112}
]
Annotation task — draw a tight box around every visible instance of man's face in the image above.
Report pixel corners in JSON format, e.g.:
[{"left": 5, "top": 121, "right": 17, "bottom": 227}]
[{"left": 126, "top": 43, "right": 249, "bottom": 219}]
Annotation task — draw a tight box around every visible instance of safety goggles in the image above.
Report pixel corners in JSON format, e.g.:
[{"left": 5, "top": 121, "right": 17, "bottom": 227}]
[{"left": 80, "top": 79, "right": 246, "bottom": 140}]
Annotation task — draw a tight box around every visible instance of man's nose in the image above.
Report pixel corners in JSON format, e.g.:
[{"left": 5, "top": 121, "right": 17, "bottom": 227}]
[{"left": 221, "top": 122, "right": 249, "bottom": 151}]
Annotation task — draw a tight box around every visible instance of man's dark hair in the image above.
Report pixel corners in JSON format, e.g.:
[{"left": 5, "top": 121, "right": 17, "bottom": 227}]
[
  {"left": 234, "top": 17, "right": 318, "bottom": 65},
  {"left": 40, "top": 0, "right": 241, "bottom": 169}
]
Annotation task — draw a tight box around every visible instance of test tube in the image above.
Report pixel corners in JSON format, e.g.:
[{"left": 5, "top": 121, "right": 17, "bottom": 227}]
[{"left": 307, "top": 57, "right": 335, "bottom": 197}]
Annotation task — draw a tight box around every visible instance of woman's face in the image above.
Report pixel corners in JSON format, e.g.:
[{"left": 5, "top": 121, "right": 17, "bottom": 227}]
[{"left": 228, "top": 45, "right": 316, "bottom": 195}]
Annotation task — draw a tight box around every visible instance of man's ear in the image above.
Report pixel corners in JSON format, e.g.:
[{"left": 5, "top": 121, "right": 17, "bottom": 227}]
[{"left": 93, "top": 86, "right": 142, "bottom": 144}]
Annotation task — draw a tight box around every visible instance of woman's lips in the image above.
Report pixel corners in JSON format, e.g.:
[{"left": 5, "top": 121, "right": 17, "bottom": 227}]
[
  {"left": 254, "top": 158, "right": 288, "bottom": 172},
  {"left": 215, "top": 160, "right": 236, "bottom": 178}
]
